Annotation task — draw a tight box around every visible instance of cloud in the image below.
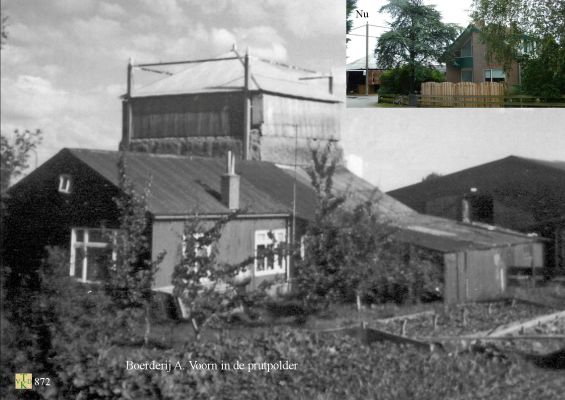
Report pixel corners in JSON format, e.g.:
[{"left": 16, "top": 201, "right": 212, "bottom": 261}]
[
  {"left": 1, "top": 75, "right": 68, "bottom": 120},
  {"left": 279, "top": 0, "right": 344, "bottom": 39},
  {"left": 99, "top": 2, "right": 127, "bottom": 18}
]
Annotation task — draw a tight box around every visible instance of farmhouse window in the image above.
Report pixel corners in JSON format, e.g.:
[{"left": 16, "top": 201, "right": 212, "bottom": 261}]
[
  {"left": 484, "top": 69, "right": 505, "bottom": 82},
  {"left": 254, "top": 229, "right": 287, "bottom": 276},
  {"left": 70, "top": 228, "right": 117, "bottom": 282},
  {"left": 58, "top": 174, "right": 72, "bottom": 194}
]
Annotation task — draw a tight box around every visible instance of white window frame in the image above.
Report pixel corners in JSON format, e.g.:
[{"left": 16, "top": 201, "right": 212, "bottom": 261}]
[
  {"left": 58, "top": 174, "right": 72, "bottom": 194},
  {"left": 254, "top": 229, "right": 287, "bottom": 276},
  {"left": 484, "top": 69, "right": 505, "bottom": 83},
  {"left": 70, "top": 228, "right": 117, "bottom": 283}
]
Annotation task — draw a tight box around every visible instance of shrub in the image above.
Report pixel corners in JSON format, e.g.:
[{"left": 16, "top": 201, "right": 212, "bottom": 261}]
[{"left": 379, "top": 65, "right": 445, "bottom": 95}]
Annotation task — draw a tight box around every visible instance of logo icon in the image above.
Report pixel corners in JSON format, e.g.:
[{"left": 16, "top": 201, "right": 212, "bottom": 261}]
[{"left": 15, "top": 373, "right": 32, "bottom": 390}]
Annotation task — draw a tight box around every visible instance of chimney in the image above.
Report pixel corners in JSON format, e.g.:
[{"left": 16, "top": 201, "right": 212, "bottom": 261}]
[
  {"left": 221, "top": 151, "right": 240, "bottom": 210},
  {"left": 462, "top": 188, "right": 477, "bottom": 223}
]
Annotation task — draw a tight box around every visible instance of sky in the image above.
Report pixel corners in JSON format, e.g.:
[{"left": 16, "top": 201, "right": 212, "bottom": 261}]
[
  {"left": 347, "top": 0, "right": 473, "bottom": 63},
  {"left": 2, "top": 0, "right": 564, "bottom": 193}
]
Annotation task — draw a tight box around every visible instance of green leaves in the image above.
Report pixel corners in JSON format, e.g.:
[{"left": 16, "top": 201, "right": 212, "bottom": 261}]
[{"left": 376, "top": 0, "right": 461, "bottom": 92}]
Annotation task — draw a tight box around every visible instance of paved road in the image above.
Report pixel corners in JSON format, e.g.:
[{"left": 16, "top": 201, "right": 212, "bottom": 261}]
[{"left": 346, "top": 95, "right": 381, "bottom": 108}]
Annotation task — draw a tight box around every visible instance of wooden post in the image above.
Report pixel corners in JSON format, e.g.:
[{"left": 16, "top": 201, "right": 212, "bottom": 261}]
[
  {"left": 328, "top": 73, "right": 333, "bottom": 95},
  {"left": 401, "top": 319, "right": 407, "bottom": 336},
  {"left": 488, "top": 303, "right": 493, "bottom": 314},
  {"left": 242, "top": 48, "right": 250, "bottom": 160},
  {"left": 433, "top": 314, "right": 439, "bottom": 331},
  {"left": 356, "top": 293, "right": 362, "bottom": 313},
  {"left": 365, "top": 22, "right": 369, "bottom": 96},
  {"left": 462, "top": 308, "right": 467, "bottom": 327}
]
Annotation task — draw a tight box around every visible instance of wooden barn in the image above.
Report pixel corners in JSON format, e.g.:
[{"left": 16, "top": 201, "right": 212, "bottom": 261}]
[
  {"left": 121, "top": 50, "right": 341, "bottom": 165},
  {"left": 388, "top": 156, "right": 565, "bottom": 274}
]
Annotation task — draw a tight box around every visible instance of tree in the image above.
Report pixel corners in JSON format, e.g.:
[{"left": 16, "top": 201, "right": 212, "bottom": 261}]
[
  {"left": 346, "top": 0, "right": 358, "bottom": 43},
  {"left": 375, "top": 0, "right": 460, "bottom": 93},
  {"left": 172, "top": 213, "right": 270, "bottom": 338},
  {"left": 107, "top": 153, "right": 165, "bottom": 346},
  {"left": 471, "top": 0, "right": 565, "bottom": 96},
  {"left": 421, "top": 172, "right": 443, "bottom": 182},
  {"left": 1, "top": 10, "right": 7, "bottom": 49},
  {"left": 0, "top": 129, "right": 42, "bottom": 193}
]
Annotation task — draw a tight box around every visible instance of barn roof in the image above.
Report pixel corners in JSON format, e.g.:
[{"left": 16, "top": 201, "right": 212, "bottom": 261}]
[
  {"left": 346, "top": 56, "right": 380, "bottom": 70},
  {"left": 387, "top": 155, "right": 565, "bottom": 223},
  {"left": 131, "top": 51, "right": 339, "bottom": 103}
]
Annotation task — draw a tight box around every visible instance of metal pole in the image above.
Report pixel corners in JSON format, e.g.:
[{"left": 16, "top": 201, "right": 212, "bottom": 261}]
[
  {"left": 365, "top": 22, "right": 369, "bottom": 96},
  {"left": 242, "top": 49, "right": 250, "bottom": 160},
  {"left": 291, "top": 124, "right": 298, "bottom": 283},
  {"left": 125, "top": 57, "right": 134, "bottom": 149}
]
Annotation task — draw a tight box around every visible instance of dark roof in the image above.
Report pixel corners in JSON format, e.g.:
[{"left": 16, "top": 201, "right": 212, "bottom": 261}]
[
  {"left": 387, "top": 155, "right": 565, "bottom": 231},
  {"left": 396, "top": 213, "right": 542, "bottom": 253},
  {"left": 13, "top": 149, "right": 543, "bottom": 254},
  {"left": 448, "top": 24, "right": 480, "bottom": 50},
  {"left": 132, "top": 51, "right": 339, "bottom": 103},
  {"left": 516, "top": 156, "right": 565, "bottom": 173},
  {"left": 69, "top": 149, "right": 292, "bottom": 216}
]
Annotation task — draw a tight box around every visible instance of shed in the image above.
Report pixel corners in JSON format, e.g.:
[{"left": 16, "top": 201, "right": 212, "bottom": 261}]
[
  {"left": 388, "top": 155, "right": 565, "bottom": 273},
  {"left": 346, "top": 56, "right": 385, "bottom": 95},
  {"left": 121, "top": 50, "right": 342, "bottom": 165}
]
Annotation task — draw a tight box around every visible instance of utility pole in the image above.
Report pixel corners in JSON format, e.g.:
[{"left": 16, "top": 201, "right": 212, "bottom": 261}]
[{"left": 365, "top": 21, "right": 369, "bottom": 96}]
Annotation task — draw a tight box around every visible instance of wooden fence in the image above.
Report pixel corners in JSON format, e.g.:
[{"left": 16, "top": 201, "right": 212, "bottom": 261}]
[{"left": 421, "top": 82, "right": 505, "bottom": 107}]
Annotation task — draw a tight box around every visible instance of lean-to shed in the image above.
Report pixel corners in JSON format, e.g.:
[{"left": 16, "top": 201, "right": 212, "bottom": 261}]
[{"left": 121, "top": 50, "right": 341, "bottom": 165}]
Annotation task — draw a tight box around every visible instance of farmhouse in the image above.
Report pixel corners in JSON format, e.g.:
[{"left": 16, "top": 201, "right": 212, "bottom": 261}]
[
  {"left": 388, "top": 156, "right": 565, "bottom": 274},
  {"left": 121, "top": 50, "right": 341, "bottom": 165},
  {"left": 4, "top": 147, "right": 547, "bottom": 304},
  {"left": 446, "top": 24, "right": 534, "bottom": 87}
]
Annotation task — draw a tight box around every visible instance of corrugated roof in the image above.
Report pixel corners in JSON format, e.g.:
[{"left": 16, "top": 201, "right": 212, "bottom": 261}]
[
  {"left": 69, "top": 149, "right": 291, "bottom": 216},
  {"left": 396, "top": 213, "right": 542, "bottom": 253},
  {"left": 132, "top": 51, "right": 339, "bottom": 103},
  {"left": 53, "top": 149, "right": 542, "bottom": 253}
]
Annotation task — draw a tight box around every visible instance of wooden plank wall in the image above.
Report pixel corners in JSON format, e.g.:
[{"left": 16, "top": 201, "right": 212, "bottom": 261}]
[
  {"left": 131, "top": 93, "right": 243, "bottom": 139},
  {"left": 151, "top": 217, "right": 289, "bottom": 291}
]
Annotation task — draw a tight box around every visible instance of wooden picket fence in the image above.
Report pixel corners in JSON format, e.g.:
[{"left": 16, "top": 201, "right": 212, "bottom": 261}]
[{"left": 421, "top": 82, "right": 505, "bottom": 107}]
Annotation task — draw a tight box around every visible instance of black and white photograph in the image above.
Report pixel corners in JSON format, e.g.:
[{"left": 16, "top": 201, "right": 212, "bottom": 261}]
[{"left": 1, "top": 0, "right": 564, "bottom": 399}]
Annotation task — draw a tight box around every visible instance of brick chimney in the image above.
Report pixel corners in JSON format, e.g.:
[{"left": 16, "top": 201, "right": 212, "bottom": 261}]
[{"left": 221, "top": 151, "right": 240, "bottom": 210}]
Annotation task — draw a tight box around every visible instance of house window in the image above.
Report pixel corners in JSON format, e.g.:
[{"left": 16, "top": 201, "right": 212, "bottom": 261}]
[
  {"left": 70, "top": 228, "right": 117, "bottom": 282},
  {"left": 58, "top": 174, "right": 72, "bottom": 194},
  {"left": 484, "top": 69, "right": 505, "bottom": 82},
  {"left": 461, "top": 69, "right": 473, "bottom": 82},
  {"left": 255, "top": 229, "right": 287, "bottom": 276}
]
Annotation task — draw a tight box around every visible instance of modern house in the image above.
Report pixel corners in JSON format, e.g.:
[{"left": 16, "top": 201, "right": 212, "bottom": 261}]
[
  {"left": 4, "top": 149, "right": 545, "bottom": 304},
  {"left": 388, "top": 156, "right": 565, "bottom": 274},
  {"left": 121, "top": 50, "right": 341, "bottom": 166},
  {"left": 346, "top": 56, "right": 385, "bottom": 95},
  {"left": 446, "top": 24, "right": 532, "bottom": 87}
]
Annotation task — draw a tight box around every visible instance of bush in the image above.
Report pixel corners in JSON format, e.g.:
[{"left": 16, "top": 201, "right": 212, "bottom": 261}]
[{"left": 379, "top": 65, "right": 445, "bottom": 95}]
